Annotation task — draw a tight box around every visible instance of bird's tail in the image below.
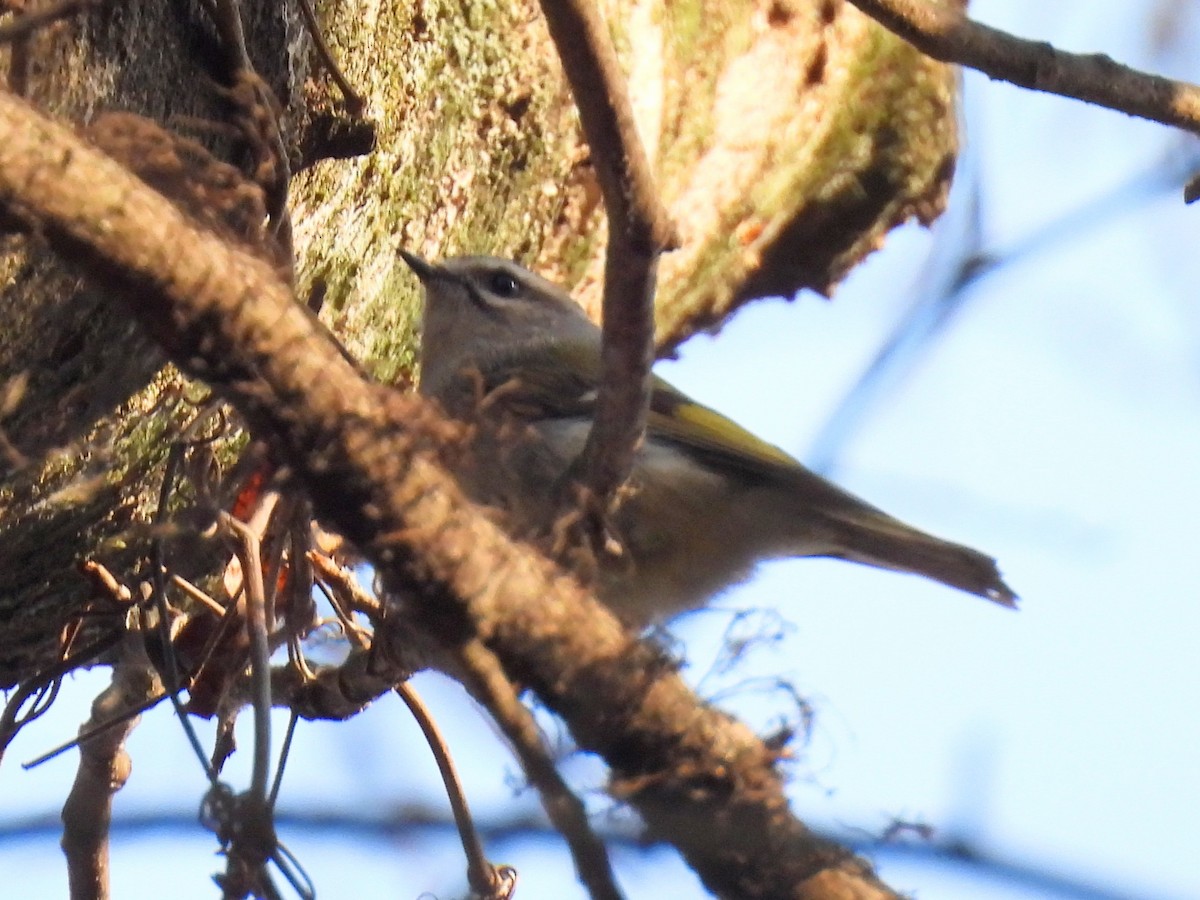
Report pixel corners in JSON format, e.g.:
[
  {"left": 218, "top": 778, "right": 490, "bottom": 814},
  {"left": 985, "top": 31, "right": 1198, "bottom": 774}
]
[
  {"left": 840, "top": 513, "right": 1017, "bottom": 607},
  {"left": 820, "top": 509, "right": 1018, "bottom": 607},
  {"left": 772, "top": 468, "right": 1018, "bottom": 607}
]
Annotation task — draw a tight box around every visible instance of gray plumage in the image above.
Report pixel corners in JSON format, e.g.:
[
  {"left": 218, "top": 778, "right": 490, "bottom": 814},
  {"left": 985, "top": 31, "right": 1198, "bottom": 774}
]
[{"left": 403, "top": 252, "right": 1017, "bottom": 626}]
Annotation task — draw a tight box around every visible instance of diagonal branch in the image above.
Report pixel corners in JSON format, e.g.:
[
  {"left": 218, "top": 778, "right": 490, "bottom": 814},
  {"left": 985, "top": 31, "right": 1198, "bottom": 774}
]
[
  {"left": 457, "top": 638, "right": 620, "bottom": 900},
  {"left": 847, "top": 0, "right": 1200, "bottom": 136},
  {"left": 0, "top": 90, "right": 897, "bottom": 900},
  {"left": 538, "top": 0, "right": 678, "bottom": 505}
]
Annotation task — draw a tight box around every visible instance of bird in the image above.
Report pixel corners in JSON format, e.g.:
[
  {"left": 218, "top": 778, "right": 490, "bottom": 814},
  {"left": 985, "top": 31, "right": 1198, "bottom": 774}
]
[{"left": 401, "top": 251, "right": 1017, "bottom": 627}]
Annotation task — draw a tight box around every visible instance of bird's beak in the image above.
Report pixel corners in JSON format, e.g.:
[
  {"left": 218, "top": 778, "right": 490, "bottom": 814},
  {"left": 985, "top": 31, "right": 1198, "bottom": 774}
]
[{"left": 398, "top": 250, "right": 443, "bottom": 283}]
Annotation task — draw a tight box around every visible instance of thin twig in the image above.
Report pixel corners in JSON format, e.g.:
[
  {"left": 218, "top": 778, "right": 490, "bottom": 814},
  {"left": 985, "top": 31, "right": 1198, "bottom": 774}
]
[
  {"left": 807, "top": 138, "right": 1200, "bottom": 471},
  {"left": 309, "top": 550, "right": 383, "bottom": 618},
  {"left": 458, "top": 639, "right": 621, "bottom": 900},
  {"left": 295, "top": 0, "right": 364, "bottom": 114},
  {"left": 267, "top": 712, "right": 298, "bottom": 810},
  {"left": 152, "top": 439, "right": 190, "bottom": 692},
  {"left": 396, "top": 682, "right": 516, "bottom": 899},
  {"left": 79, "top": 559, "right": 133, "bottom": 605},
  {"left": 222, "top": 513, "right": 273, "bottom": 803},
  {"left": 147, "top": 415, "right": 224, "bottom": 781},
  {"left": 207, "top": 0, "right": 294, "bottom": 256},
  {"left": 171, "top": 572, "right": 230, "bottom": 617},
  {"left": 847, "top": 0, "right": 1200, "bottom": 136},
  {"left": 283, "top": 499, "right": 319, "bottom": 679},
  {"left": 22, "top": 693, "right": 169, "bottom": 771},
  {"left": 309, "top": 551, "right": 377, "bottom": 648},
  {"left": 1, "top": 635, "right": 117, "bottom": 766},
  {"left": 216, "top": 515, "right": 288, "bottom": 900},
  {"left": 206, "top": 0, "right": 251, "bottom": 72},
  {"left": 538, "top": 0, "right": 677, "bottom": 505}
]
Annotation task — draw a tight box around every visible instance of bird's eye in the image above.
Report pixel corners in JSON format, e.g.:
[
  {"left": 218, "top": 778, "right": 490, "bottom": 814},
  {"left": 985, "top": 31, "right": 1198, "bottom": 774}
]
[{"left": 488, "top": 271, "right": 520, "bottom": 297}]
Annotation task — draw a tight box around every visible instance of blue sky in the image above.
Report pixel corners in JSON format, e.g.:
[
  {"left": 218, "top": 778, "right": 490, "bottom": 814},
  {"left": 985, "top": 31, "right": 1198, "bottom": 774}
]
[{"left": 3, "top": 2, "right": 1199, "bottom": 897}]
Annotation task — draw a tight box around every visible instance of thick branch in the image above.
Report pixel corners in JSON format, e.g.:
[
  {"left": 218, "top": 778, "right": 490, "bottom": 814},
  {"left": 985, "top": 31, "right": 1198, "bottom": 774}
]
[
  {"left": 539, "top": 0, "right": 677, "bottom": 503},
  {"left": 847, "top": 0, "right": 1200, "bottom": 134},
  {"left": 0, "top": 91, "right": 896, "bottom": 899}
]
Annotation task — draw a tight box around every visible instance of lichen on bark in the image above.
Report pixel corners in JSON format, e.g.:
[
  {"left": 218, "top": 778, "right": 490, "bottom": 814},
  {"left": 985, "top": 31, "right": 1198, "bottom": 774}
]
[{"left": 0, "top": 0, "right": 957, "bottom": 686}]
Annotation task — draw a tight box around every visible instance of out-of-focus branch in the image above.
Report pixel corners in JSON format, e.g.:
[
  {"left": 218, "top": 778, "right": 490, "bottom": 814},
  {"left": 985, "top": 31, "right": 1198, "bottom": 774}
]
[
  {"left": 847, "top": 0, "right": 1200, "bottom": 136},
  {"left": 0, "top": 0, "right": 94, "bottom": 43},
  {"left": 60, "top": 637, "right": 160, "bottom": 900},
  {"left": 538, "top": 0, "right": 678, "bottom": 505},
  {"left": 0, "top": 90, "right": 897, "bottom": 899}
]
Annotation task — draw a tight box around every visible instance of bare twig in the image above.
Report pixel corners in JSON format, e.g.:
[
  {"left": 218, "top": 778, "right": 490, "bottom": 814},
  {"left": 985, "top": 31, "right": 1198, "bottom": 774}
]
[
  {"left": 295, "top": 0, "right": 364, "bottom": 114},
  {"left": 60, "top": 636, "right": 161, "bottom": 900},
  {"left": 221, "top": 514, "right": 273, "bottom": 804},
  {"left": 0, "top": 90, "right": 900, "bottom": 899},
  {"left": 283, "top": 500, "right": 319, "bottom": 679},
  {"left": 537, "top": 0, "right": 677, "bottom": 505},
  {"left": 458, "top": 639, "right": 616, "bottom": 900},
  {"left": 397, "top": 681, "right": 516, "bottom": 899},
  {"left": 267, "top": 713, "right": 297, "bottom": 810},
  {"left": 7, "top": 562, "right": 131, "bottom": 769},
  {"left": 0, "top": 635, "right": 116, "bottom": 766},
  {"left": 79, "top": 560, "right": 133, "bottom": 606},
  {"left": 309, "top": 550, "right": 382, "bottom": 618},
  {"left": 8, "top": 805, "right": 1142, "bottom": 900},
  {"left": 808, "top": 138, "right": 1200, "bottom": 470},
  {"left": 1, "top": 673, "right": 60, "bottom": 763},
  {"left": 172, "top": 572, "right": 229, "bottom": 617},
  {"left": 151, "top": 429, "right": 201, "bottom": 693},
  {"left": 200, "top": 508, "right": 311, "bottom": 900},
  {"left": 22, "top": 692, "right": 167, "bottom": 771},
  {"left": 847, "top": 0, "right": 1200, "bottom": 136}
]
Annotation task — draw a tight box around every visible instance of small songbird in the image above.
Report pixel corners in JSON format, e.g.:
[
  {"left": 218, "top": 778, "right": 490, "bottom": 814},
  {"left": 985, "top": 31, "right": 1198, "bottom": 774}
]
[{"left": 401, "top": 252, "right": 1017, "bottom": 626}]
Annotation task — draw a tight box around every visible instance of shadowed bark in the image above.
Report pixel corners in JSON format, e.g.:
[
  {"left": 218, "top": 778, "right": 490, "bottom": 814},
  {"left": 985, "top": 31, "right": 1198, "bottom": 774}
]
[
  {"left": 0, "top": 88, "right": 906, "bottom": 895},
  {"left": 0, "top": 0, "right": 957, "bottom": 685}
]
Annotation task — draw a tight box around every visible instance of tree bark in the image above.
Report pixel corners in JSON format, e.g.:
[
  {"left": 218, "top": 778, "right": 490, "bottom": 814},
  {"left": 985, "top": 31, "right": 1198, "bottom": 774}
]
[
  {"left": 0, "top": 0, "right": 956, "bottom": 704},
  {"left": 0, "top": 87, "right": 908, "bottom": 894}
]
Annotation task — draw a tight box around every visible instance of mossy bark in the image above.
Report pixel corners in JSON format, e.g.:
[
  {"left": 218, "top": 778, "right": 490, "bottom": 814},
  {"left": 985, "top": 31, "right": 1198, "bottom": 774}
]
[{"left": 0, "top": 0, "right": 956, "bottom": 685}]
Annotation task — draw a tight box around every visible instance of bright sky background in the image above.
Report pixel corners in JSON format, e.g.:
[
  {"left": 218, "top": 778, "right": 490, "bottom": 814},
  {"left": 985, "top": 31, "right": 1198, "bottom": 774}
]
[{"left": 3, "top": 1, "right": 1199, "bottom": 898}]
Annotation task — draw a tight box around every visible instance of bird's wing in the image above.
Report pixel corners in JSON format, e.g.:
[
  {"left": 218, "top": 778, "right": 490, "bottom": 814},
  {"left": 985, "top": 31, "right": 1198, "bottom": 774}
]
[
  {"left": 469, "top": 341, "right": 857, "bottom": 496},
  {"left": 462, "top": 339, "right": 602, "bottom": 420},
  {"left": 648, "top": 378, "right": 903, "bottom": 519},
  {"left": 646, "top": 378, "right": 801, "bottom": 480}
]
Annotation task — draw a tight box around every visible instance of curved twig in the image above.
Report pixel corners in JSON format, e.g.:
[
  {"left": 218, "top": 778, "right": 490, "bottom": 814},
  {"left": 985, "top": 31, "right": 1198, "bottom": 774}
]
[
  {"left": 221, "top": 514, "right": 273, "bottom": 804},
  {"left": 0, "top": 635, "right": 116, "bottom": 766},
  {"left": 396, "top": 681, "right": 516, "bottom": 900},
  {"left": 295, "top": 0, "right": 364, "bottom": 114},
  {"left": 538, "top": 0, "right": 678, "bottom": 505}
]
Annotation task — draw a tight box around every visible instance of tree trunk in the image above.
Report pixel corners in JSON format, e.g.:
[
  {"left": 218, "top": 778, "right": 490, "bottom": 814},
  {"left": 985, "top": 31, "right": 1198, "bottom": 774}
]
[{"left": 0, "top": 0, "right": 955, "bottom": 696}]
